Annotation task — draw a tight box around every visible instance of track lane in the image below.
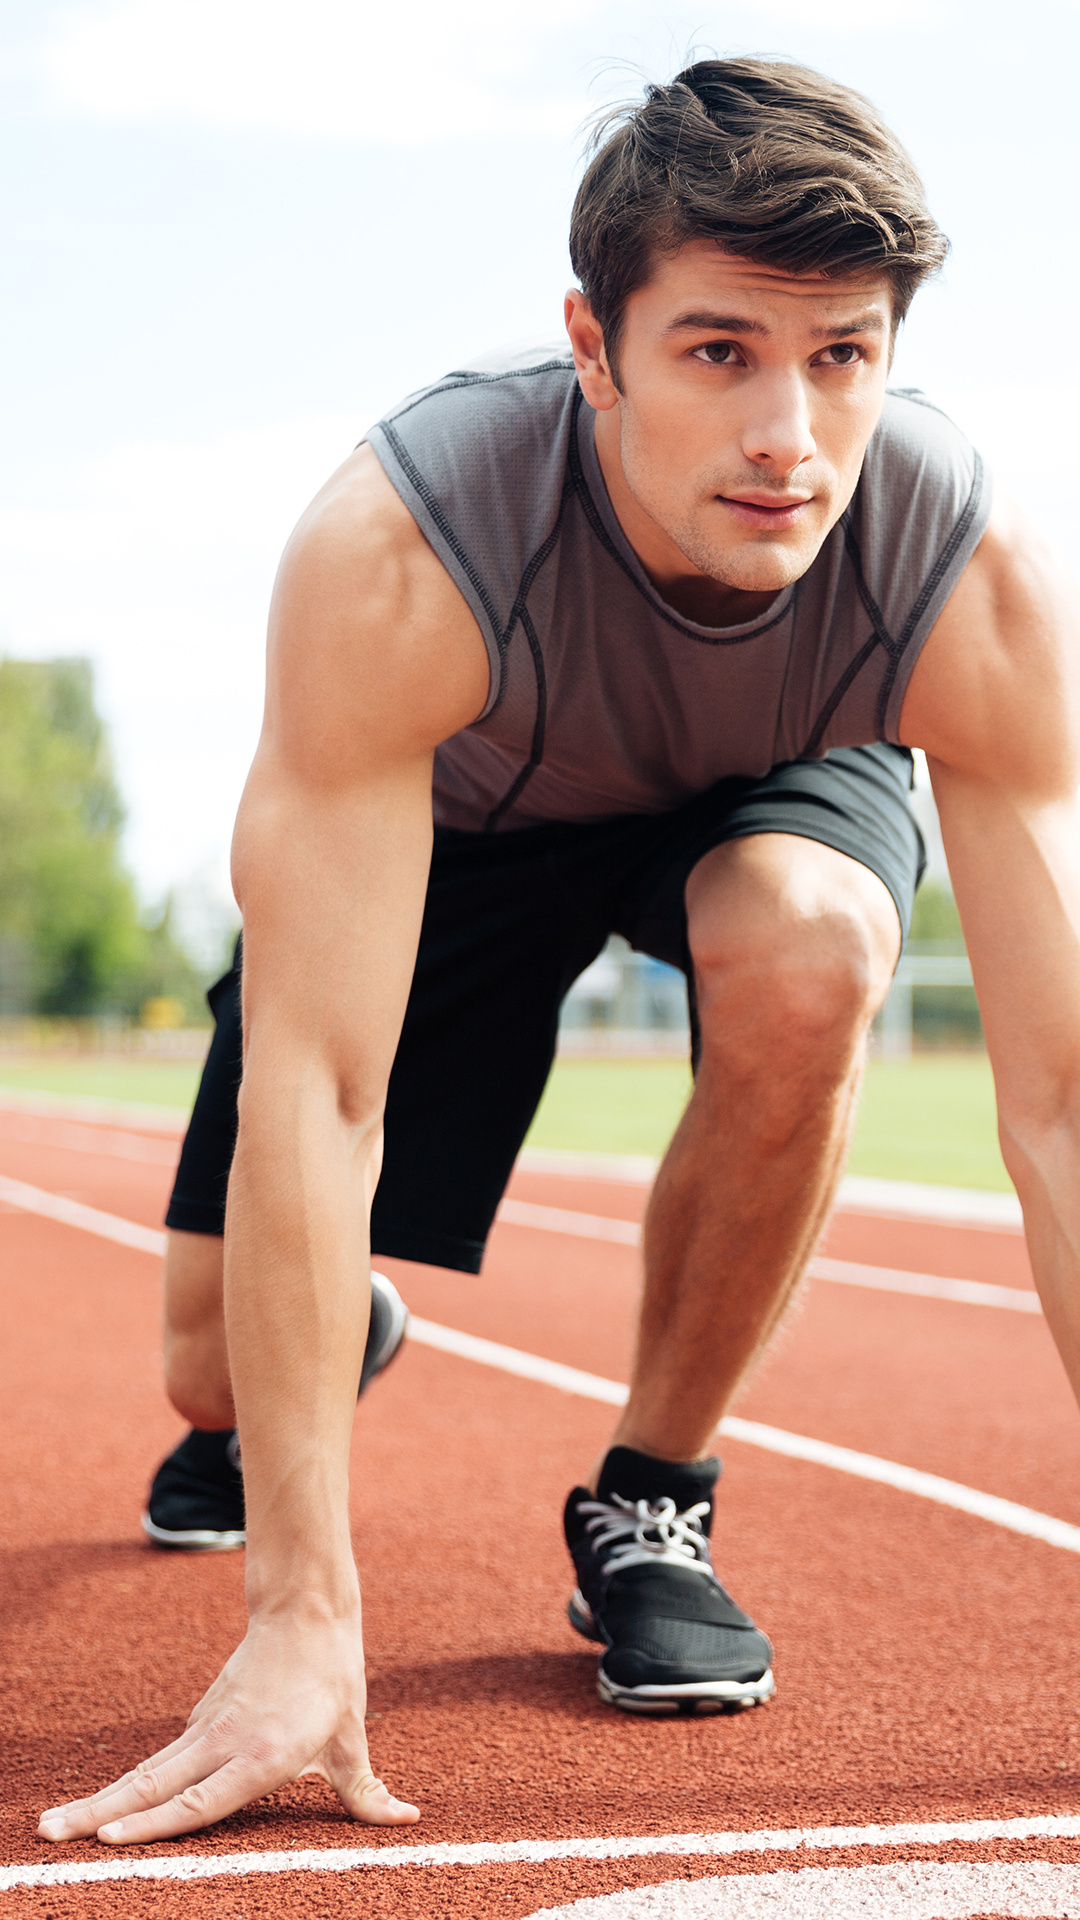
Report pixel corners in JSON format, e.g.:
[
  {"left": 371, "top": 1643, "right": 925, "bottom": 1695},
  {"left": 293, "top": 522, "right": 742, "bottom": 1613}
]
[
  {"left": 5, "top": 1250, "right": 1080, "bottom": 1912},
  {"left": 3, "top": 1118, "right": 1077, "bottom": 1538},
  {"left": 4, "top": 1114, "right": 1080, "bottom": 1917}
]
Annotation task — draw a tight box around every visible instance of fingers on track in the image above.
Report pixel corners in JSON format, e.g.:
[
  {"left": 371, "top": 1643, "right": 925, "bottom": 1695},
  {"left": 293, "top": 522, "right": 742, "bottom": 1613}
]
[{"left": 39, "top": 1727, "right": 287, "bottom": 1845}]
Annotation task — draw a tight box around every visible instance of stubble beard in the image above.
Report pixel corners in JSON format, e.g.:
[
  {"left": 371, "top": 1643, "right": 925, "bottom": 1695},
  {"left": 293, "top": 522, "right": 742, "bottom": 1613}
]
[
  {"left": 661, "top": 508, "right": 811, "bottom": 595},
  {"left": 618, "top": 423, "right": 823, "bottom": 596}
]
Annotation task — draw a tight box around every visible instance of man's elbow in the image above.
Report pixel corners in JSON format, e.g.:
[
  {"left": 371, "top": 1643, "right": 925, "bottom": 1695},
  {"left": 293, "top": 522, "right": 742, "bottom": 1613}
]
[
  {"left": 996, "top": 1062, "right": 1080, "bottom": 1206},
  {"left": 235, "top": 1051, "right": 387, "bottom": 1165}
]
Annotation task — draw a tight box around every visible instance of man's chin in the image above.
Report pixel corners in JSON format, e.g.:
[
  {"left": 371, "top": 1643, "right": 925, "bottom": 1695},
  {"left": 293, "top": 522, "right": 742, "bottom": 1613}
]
[{"left": 698, "top": 532, "right": 824, "bottom": 595}]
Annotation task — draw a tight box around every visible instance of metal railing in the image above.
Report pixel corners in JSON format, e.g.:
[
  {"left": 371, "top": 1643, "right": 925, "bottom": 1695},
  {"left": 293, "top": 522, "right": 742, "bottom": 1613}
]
[
  {"left": 878, "top": 952, "right": 974, "bottom": 1059},
  {"left": 559, "top": 937, "right": 979, "bottom": 1060}
]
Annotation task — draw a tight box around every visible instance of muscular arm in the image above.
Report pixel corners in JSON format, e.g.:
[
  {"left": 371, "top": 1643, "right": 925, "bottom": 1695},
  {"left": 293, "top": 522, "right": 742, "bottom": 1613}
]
[
  {"left": 900, "top": 502, "right": 1080, "bottom": 1390},
  {"left": 39, "top": 446, "right": 490, "bottom": 1844}
]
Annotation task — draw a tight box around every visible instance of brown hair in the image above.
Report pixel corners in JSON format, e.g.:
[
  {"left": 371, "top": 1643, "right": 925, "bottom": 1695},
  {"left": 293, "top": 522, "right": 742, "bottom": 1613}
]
[{"left": 570, "top": 59, "right": 948, "bottom": 380}]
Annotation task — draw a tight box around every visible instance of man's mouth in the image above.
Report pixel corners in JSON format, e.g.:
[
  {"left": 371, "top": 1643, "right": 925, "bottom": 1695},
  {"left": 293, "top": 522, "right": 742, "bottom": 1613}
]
[{"left": 718, "top": 493, "right": 814, "bottom": 531}]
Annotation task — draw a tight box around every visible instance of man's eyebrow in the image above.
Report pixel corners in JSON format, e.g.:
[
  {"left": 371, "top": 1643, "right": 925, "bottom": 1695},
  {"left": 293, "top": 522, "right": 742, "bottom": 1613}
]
[
  {"left": 664, "top": 309, "right": 888, "bottom": 339},
  {"left": 807, "top": 312, "right": 888, "bottom": 338},
  {"left": 665, "top": 311, "right": 769, "bottom": 337}
]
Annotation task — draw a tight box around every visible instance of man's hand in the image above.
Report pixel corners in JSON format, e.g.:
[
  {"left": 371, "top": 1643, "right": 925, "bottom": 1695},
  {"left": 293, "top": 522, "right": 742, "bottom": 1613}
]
[{"left": 37, "top": 1608, "right": 419, "bottom": 1845}]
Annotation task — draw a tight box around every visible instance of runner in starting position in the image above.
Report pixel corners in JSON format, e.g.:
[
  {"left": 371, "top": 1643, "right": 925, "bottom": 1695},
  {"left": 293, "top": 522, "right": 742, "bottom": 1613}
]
[{"left": 40, "top": 57, "right": 1080, "bottom": 1842}]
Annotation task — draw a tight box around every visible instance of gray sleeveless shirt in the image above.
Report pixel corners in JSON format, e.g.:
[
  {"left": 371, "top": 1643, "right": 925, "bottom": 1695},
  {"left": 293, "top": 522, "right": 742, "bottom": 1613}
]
[{"left": 365, "top": 347, "right": 989, "bottom": 833}]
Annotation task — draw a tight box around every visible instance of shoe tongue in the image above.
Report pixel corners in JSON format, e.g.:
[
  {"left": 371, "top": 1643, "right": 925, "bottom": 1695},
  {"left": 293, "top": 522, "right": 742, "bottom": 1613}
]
[{"left": 596, "top": 1446, "right": 720, "bottom": 1514}]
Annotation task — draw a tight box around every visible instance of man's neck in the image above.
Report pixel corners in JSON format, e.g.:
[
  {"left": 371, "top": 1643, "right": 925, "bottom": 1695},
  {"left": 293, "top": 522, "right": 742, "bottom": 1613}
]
[{"left": 592, "top": 406, "right": 781, "bottom": 628}]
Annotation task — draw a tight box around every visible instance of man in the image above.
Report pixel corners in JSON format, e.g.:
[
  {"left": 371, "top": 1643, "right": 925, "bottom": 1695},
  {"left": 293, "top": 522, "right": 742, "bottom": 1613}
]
[{"left": 39, "top": 58, "right": 1080, "bottom": 1844}]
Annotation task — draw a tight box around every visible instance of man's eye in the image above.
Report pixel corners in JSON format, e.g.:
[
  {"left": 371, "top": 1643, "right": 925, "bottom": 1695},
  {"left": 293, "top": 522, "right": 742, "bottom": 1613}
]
[
  {"left": 823, "top": 343, "right": 858, "bottom": 364},
  {"left": 693, "top": 342, "right": 739, "bottom": 365}
]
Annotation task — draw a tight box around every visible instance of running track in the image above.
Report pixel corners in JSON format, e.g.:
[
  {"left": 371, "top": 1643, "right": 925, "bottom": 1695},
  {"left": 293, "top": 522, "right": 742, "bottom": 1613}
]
[{"left": 3, "top": 1098, "right": 1080, "bottom": 1917}]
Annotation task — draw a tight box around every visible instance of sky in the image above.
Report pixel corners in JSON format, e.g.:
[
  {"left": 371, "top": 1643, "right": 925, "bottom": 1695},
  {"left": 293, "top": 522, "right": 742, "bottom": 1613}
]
[{"left": 1, "top": 0, "right": 1077, "bottom": 948}]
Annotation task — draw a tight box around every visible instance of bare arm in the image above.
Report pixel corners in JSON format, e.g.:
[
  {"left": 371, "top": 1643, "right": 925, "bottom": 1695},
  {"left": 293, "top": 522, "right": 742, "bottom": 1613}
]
[
  {"left": 39, "top": 445, "right": 490, "bottom": 1844},
  {"left": 900, "top": 501, "right": 1080, "bottom": 1391}
]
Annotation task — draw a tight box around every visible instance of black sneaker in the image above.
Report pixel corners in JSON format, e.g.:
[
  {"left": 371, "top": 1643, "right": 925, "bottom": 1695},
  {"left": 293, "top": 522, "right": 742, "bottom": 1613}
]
[
  {"left": 564, "top": 1445, "right": 775, "bottom": 1714},
  {"left": 142, "top": 1269, "right": 409, "bottom": 1551},
  {"left": 142, "top": 1425, "right": 245, "bottom": 1551}
]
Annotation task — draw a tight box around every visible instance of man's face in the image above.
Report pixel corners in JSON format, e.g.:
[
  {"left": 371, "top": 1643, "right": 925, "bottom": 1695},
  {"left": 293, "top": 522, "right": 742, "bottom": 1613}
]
[{"left": 569, "top": 241, "right": 893, "bottom": 613}]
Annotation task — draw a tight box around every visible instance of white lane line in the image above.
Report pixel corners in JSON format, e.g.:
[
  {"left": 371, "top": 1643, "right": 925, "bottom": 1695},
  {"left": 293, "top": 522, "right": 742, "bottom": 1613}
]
[
  {"left": 837, "top": 1172, "right": 1024, "bottom": 1233},
  {"left": 811, "top": 1255, "right": 1041, "bottom": 1313},
  {"left": 0, "top": 1113, "right": 179, "bottom": 1165},
  {"left": 6, "top": 1813, "right": 1080, "bottom": 1891},
  {"left": 0, "top": 1116, "right": 1024, "bottom": 1229},
  {"left": 0, "top": 1175, "right": 166, "bottom": 1257},
  {"left": 4, "top": 1176, "right": 1075, "bottom": 1552},
  {"left": 515, "top": 1149, "right": 1026, "bottom": 1233},
  {"left": 715, "top": 1416, "right": 1080, "bottom": 1554},
  {"left": 409, "top": 1317, "right": 628, "bottom": 1405},
  {"left": 526, "top": 1859, "right": 1080, "bottom": 1918},
  {"left": 498, "top": 1197, "right": 1041, "bottom": 1313},
  {"left": 9, "top": 1177, "right": 1033, "bottom": 1319},
  {"left": 407, "top": 1318, "right": 1080, "bottom": 1556},
  {"left": 499, "top": 1197, "right": 642, "bottom": 1245}
]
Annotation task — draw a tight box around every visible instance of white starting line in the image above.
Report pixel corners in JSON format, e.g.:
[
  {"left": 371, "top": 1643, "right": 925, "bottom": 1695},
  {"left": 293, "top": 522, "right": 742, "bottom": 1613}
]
[
  {"left": 3, "top": 1172, "right": 1078, "bottom": 1553},
  {"left": 5, "top": 1813, "right": 1080, "bottom": 1894},
  {"left": 528, "top": 1859, "right": 1080, "bottom": 1917}
]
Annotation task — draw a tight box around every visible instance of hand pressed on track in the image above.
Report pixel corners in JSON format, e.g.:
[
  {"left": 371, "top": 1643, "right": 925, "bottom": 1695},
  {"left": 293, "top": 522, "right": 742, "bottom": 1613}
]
[{"left": 36, "top": 1610, "right": 419, "bottom": 1846}]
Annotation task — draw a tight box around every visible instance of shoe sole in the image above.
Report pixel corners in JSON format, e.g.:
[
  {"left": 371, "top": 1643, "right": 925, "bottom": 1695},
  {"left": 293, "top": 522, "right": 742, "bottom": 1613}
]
[
  {"left": 597, "top": 1668, "right": 775, "bottom": 1715},
  {"left": 359, "top": 1271, "right": 409, "bottom": 1395},
  {"left": 140, "top": 1514, "right": 245, "bottom": 1552},
  {"left": 569, "top": 1588, "right": 775, "bottom": 1716}
]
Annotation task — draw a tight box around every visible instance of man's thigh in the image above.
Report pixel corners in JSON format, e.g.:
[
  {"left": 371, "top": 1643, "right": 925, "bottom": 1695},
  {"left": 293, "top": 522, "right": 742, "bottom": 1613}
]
[{"left": 371, "top": 825, "right": 609, "bottom": 1272}]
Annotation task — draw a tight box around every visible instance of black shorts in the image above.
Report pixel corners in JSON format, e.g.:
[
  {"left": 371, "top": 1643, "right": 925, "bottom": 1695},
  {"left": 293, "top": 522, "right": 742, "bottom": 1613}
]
[{"left": 166, "top": 744, "right": 923, "bottom": 1274}]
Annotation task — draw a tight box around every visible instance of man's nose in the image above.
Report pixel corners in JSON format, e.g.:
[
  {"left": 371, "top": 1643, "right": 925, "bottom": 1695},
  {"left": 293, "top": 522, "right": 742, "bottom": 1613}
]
[{"left": 739, "top": 369, "right": 816, "bottom": 474}]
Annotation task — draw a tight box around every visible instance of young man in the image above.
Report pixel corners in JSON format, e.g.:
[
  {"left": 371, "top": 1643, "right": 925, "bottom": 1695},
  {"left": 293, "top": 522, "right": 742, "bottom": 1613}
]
[{"left": 40, "top": 58, "right": 1080, "bottom": 1843}]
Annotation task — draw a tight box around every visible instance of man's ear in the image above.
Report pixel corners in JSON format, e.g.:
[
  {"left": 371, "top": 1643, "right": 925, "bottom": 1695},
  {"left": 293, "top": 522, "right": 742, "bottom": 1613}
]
[{"left": 564, "top": 289, "right": 620, "bottom": 411}]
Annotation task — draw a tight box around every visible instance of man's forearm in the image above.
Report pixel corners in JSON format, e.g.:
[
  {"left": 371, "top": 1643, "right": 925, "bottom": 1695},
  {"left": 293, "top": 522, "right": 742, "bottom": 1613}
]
[
  {"left": 1001, "top": 1110, "right": 1080, "bottom": 1408},
  {"left": 224, "top": 1075, "right": 380, "bottom": 1611}
]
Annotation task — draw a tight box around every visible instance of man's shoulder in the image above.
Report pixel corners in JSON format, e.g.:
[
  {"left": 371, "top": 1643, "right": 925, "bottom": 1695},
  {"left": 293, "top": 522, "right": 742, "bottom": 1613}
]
[
  {"left": 867, "top": 388, "right": 983, "bottom": 488},
  {"left": 362, "top": 339, "right": 580, "bottom": 543},
  {"left": 375, "top": 341, "right": 578, "bottom": 439},
  {"left": 360, "top": 344, "right": 582, "bottom": 684},
  {"left": 851, "top": 389, "right": 989, "bottom": 591}
]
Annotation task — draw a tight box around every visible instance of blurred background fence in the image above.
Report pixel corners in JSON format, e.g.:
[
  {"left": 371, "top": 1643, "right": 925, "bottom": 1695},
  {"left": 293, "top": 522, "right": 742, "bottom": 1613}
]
[{"left": 557, "top": 893, "right": 981, "bottom": 1061}]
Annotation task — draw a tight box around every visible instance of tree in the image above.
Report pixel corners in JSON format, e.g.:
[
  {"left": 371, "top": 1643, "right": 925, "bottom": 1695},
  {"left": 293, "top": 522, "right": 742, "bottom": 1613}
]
[{"left": 0, "top": 657, "right": 197, "bottom": 1018}]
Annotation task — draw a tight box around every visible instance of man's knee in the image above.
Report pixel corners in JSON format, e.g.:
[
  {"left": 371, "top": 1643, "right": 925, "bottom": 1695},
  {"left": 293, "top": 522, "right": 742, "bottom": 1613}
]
[
  {"left": 686, "top": 833, "right": 901, "bottom": 1078},
  {"left": 163, "top": 1230, "right": 232, "bottom": 1427}
]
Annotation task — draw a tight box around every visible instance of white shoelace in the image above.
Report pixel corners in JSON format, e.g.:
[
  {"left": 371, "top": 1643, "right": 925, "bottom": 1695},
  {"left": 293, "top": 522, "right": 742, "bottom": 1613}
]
[{"left": 577, "top": 1492, "right": 714, "bottom": 1577}]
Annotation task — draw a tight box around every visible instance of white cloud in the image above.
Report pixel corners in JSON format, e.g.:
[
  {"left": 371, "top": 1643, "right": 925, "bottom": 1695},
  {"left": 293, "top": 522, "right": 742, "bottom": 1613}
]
[
  {"left": 35, "top": 0, "right": 596, "bottom": 143},
  {"left": 24, "top": 0, "right": 958, "bottom": 143},
  {"left": 758, "top": 0, "right": 932, "bottom": 23}
]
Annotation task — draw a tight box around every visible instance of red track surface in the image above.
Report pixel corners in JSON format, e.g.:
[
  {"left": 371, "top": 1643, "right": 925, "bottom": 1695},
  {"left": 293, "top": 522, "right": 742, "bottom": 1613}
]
[{"left": 2, "top": 1109, "right": 1080, "bottom": 1916}]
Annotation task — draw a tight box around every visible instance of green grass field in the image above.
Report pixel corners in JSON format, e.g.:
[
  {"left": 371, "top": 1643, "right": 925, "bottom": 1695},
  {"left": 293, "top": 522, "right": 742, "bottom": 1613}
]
[
  {"left": 0, "top": 1058, "right": 202, "bottom": 1110},
  {"left": 0, "top": 1047, "right": 1010, "bottom": 1191},
  {"left": 526, "top": 1053, "right": 1009, "bottom": 1190}
]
